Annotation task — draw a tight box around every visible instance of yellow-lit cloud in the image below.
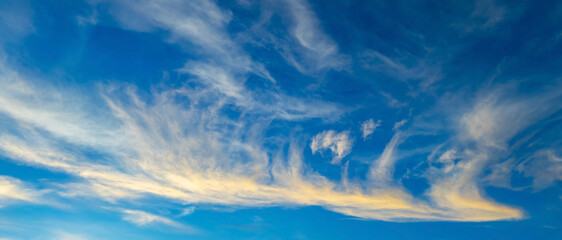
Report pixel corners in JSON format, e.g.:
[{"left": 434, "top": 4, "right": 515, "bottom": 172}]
[{"left": 0, "top": 63, "right": 526, "bottom": 221}]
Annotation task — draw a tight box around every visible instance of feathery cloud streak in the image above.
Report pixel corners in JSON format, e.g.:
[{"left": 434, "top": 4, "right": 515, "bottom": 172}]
[
  {"left": 0, "top": 0, "right": 560, "bottom": 227},
  {"left": 0, "top": 53, "right": 527, "bottom": 222},
  {"left": 0, "top": 176, "right": 42, "bottom": 207}
]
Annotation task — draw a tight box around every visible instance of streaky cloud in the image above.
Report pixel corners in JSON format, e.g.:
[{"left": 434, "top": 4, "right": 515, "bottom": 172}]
[
  {"left": 0, "top": 58, "right": 526, "bottom": 222},
  {"left": 4, "top": 0, "right": 562, "bottom": 227},
  {"left": 119, "top": 209, "right": 200, "bottom": 234},
  {"left": 281, "top": 0, "right": 348, "bottom": 73},
  {"left": 0, "top": 175, "right": 42, "bottom": 207}
]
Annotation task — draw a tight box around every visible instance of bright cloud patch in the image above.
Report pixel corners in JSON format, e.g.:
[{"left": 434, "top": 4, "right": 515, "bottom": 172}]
[
  {"left": 310, "top": 130, "right": 354, "bottom": 164},
  {"left": 0, "top": 176, "right": 41, "bottom": 207},
  {"left": 361, "top": 119, "right": 381, "bottom": 140},
  {"left": 122, "top": 209, "right": 179, "bottom": 227}
]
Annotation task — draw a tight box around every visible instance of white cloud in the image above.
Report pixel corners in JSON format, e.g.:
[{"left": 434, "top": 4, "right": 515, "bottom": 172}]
[
  {"left": 121, "top": 209, "right": 178, "bottom": 227},
  {"left": 99, "top": 0, "right": 270, "bottom": 79},
  {"left": 393, "top": 119, "right": 408, "bottom": 130},
  {"left": 92, "top": 0, "right": 342, "bottom": 122},
  {"left": 76, "top": 9, "right": 98, "bottom": 26},
  {"left": 460, "top": 86, "right": 561, "bottom": 148},
  {"left": 518, "top": 149, "right": 562, "bottom": 190},
  {"left": 471, "top": 0, "right": 507, "bottom": 29},
  {"left": 54, "top": 232, "right": 91, "bottom": 240},
  {"left": 362, "top": 50, "right": 442, "bottom": 90},
  {"left": 281, "top": 0, "right": 348, "bottom": 73},
  {"left": 56, "top": 182, "right": 139, "bottom": 203},
  {"left": 368, "top": 133, "right": 401, "bottom": 184},
  {"left": 120, "top": 209, "right": 200, "bottom": 234},
  {"left": 0, "top": 176, "right": 42, "bottom": 207},
  {"left": 1, "top": 60, "right": 448, "bottom": 221},
  {"left": 240, "top": 0, "right": 347, "bottom": 74},
  {"left": 0, "top": 67, "right": 528, "bottom": 221},
  {"left": 361, "top": 119, "right": 381, "bottom": 140},
  {"left": 2, "top": 1, "right": 556, "bottom": 224},
  {"left": 425, "top": 150, "right": 524, "bottom": 221},
  {"left": 451, "top": 0, "right": 512, "bottom": 33},
  {"left": 178, "top": 206, "right": 196, "bottom": 217},
  {"left": 380, "top": 92, "right": 407, "bottom": 109},
  {"left": 310, "top": 130, "right": 353, "bottom": 164},
  {"left": 0, "top": 30, "right": 537, "bottom": 223},
  {"left": 418, "top": 84, "right": 562, "bottom": 221}
]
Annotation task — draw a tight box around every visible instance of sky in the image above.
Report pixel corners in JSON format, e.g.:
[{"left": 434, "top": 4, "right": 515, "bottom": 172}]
[{"left": 0, "top": 0, "right": 561, "bottom": 239}]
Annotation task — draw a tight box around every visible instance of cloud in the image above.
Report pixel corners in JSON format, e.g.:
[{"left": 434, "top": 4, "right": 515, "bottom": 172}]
[
  {"left": 450, "top": 0, "right": 514, "bottom": 33},
  {"left": 0, "top": 21, "right": 527, "bottom": 225},
  {"left": 393, "top": 119, "right": 408, "bottom": 130},
  {"left": 0, "top": 71, "right": 520, "bottom": 221},
  {"left": 368, "top": 133, "right": 402, "bottom": 184},
  {"left": 239, "top": 0, "right": 347, "bottom": 74},
  {"left": 56, "top": 182, "right": 139, "bottom": 203},
  {"left": 92, "top": 0, "right": 342, "bottom": 122},
  {"left": 460, "top": 85, "right": 562, "bottom": 149},
  {"left": 178, "top": 206, "right": 196, "bottom": 217},
  {"left": 425, "top": 150, "right": 524, "bottom": 221},
  {"left": 361, "top": 50, "right": 443, "bottom": 90},
  {"left": 310, "top": 130, "right": 353, "bottom": 164},
  {"left": 121, "top": 209, "right": 177, "bottom": 227},
  {"left": 0, "top": 176, "right": 42, "bottom": 207},
  {"left": 2, "top": 0, "right": 557, "bottom": 224},
  {"left": 120, "top": 209, "right": 200, "bottom": 234},
  {"left": 518, "top": 149, "right": 562, "bottom": 190},
  {"left": 76, "top": 8, "right": 98, "bottom": 26},
  {"left": 0, "top": 59, "right": 448, "bottom": 222},
  {"left": 281, "top": 0, "right": 348, "bottom": 73},
  {"left": 361, "top": 119, "right": 381, "bottom": 140},
  {"left": 470, "top": 0, "right": 507, "bottom": 29},
  {"left": 98, "top": 0, "right": 270, "bottom": 79},
  {"left": 54, "top": 232, "right": 91, "bottom": 240},
  {"left": 416, "top": 83, "right": 562, "bottom": 221}
]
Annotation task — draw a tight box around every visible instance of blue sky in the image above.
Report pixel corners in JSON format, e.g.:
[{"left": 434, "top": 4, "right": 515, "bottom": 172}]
[{"left": 0, "top": 0, "right": 561, "bottom": 239}]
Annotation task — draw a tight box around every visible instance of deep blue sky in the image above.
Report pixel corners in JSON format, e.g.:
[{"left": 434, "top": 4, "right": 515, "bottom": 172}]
[{"left": 0, "top": 0, "right": 561, "bottom": 239}]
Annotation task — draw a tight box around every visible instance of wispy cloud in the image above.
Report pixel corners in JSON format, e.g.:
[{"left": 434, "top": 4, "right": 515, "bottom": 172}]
[
  {"left": 361, "top": 50, "right": 442, "bottom": 90},
  {"left": 76, "top": 8, "right": 97, "bottom": 26},
  {"left": 178, "top": 206, "right": 196, "bottom": 217},
  {"left": 519, "top": 149, "right": 562, "bottom": 190},
  {"left": 0, "top": 70, "right": 523, "bottom": 221},
  {"left": 311, "top": 130, "right": 353, "bottom": 164},
  {"left": 361, "top": 119, "right": 381, "bottom": 140},
  {"left": 418, "top": 83, "right": 562, "bottom": 221},
  {"left": 0, "top": 176, "right": 42, "bottom": 207},
  {"left": 451, "top": 0, "right": 514, "bottom": 33},
  {"left": 94, "top": 0, "right": 343, "bottom": 122},
  {"left": 239, "top": 0, "right": 347, "bottom": 74},
  {"left": 368, "top": 133, "right": 402, "bottom": 185},
  {"left": 2, "top": 0, "right": 560, "bottom": 225},
  {"left": 280, "top": 0, "right": 348, "bottom": 73},
  {"left": 120, "top": 209, "right": 199, "bottom": 234},
  {"left": 53, "top": 232, "right": 91, "bottom": 240},
  {"left": 393, "top": 119, "right": 408, "bottom": 131}
]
